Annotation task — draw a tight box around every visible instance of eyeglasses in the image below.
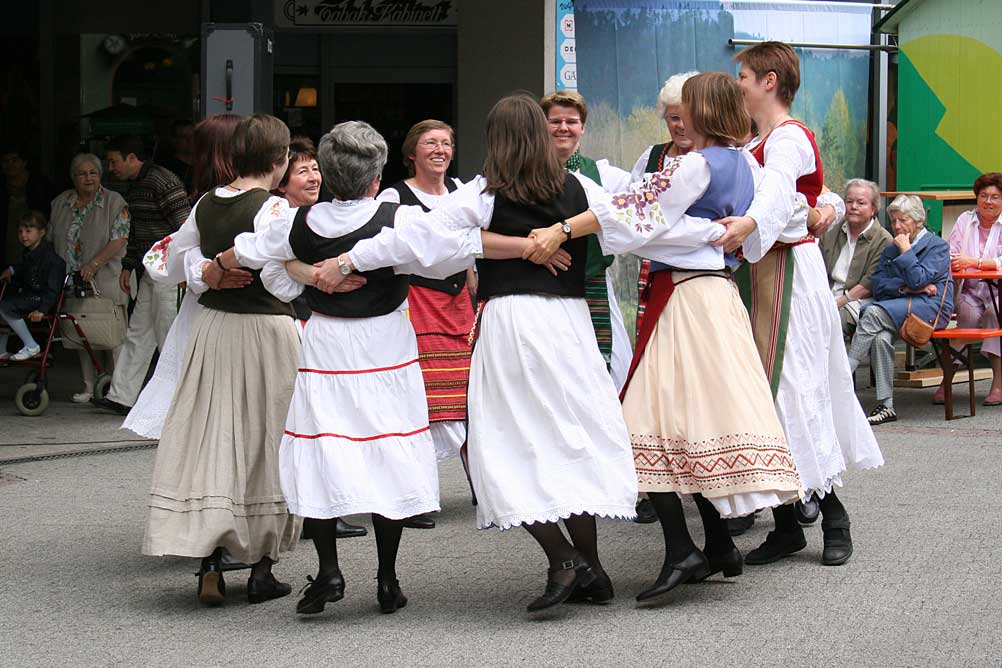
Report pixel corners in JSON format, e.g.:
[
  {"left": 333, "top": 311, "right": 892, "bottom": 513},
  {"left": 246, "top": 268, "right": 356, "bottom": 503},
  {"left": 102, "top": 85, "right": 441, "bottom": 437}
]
[
  {"left": 978, "top": 193, "right": 1002, "bottom": 203},
  {"left": 420, "top": 140, "right": 453, "bottom": 150}
]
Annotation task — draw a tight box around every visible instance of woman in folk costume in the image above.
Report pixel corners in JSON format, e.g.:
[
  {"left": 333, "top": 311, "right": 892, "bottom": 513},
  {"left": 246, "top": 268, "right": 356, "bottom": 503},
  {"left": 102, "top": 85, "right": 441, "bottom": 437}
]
[
  {"left": 525, "top": 72, "right": 801, "bottom": 602},
  {"left": 376, "top": 119, "right": 478, "bottom": 522},
  {"left": 216, "top": 120, "right": 482, "bottom": 616},
  {"left": 715, "top": 41, "right": 883, "bottom": 567},
  {"left": 142, "top": 114, "right": 301, "bottom": 606},
  {"left": 315, "top": 96, "right": 638, "bottom": 613},
  {"left": 540, "top": 90, "right": 633, "bottom": 391}
]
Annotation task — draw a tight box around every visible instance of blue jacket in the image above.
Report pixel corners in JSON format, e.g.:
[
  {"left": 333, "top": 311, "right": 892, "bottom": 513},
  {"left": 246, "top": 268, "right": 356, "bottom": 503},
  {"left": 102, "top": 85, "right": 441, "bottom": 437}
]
[{"left": 867, "top": 231, "right": 953, "bottom": 329}]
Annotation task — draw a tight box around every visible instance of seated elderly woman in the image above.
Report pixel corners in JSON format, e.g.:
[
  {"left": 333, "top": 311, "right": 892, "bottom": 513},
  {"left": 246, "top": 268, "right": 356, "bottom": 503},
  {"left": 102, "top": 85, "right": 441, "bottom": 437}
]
[
  {"left": 934, "top": 172, "right": 1002, "bottom": 406},
  {"left": 821, "top": 178, "right": 894, "bottom": 339},
  {"left": 846, "top": 194, "right": 953, "bottom": 425}
]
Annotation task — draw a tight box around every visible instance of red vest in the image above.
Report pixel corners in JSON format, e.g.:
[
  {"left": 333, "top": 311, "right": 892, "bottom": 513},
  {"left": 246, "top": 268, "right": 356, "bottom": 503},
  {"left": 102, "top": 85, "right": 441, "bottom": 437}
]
[{"left": 749, "top": 120, "right": 824, "bottom": 207}]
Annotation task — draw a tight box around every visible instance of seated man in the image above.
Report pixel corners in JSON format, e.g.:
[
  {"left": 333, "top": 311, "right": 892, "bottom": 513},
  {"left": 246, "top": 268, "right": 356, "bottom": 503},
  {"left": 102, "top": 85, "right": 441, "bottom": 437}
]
[{"left": 820, "top": 179, "right": 893, "bottom": 340}]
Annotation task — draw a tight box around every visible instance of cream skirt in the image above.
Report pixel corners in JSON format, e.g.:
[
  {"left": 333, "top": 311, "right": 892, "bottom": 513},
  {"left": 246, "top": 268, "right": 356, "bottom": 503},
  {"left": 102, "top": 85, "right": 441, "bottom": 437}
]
[{"left": 143, "top": 309, "right": 301, "bottom": 563}]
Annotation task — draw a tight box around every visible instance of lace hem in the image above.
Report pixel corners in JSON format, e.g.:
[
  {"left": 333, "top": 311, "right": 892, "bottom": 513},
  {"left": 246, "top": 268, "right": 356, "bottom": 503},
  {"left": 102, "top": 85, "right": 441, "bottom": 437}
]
[{"left": 478, "top": 504, "right": 637, "bottom": 532}]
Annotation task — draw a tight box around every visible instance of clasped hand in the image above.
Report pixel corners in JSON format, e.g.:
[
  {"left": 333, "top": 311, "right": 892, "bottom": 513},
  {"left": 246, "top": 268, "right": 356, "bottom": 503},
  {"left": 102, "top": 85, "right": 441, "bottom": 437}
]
[{"left": 522, "top": 225, "right": 573, "bottom": 275}]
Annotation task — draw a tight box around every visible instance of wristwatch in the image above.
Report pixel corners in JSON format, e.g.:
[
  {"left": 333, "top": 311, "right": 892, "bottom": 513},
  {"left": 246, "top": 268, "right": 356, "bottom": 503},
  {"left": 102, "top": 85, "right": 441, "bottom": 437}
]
[
  {"left": 337, "top": 254, "right": 353, "bottom": 275},
  {"left": 560, "top": 221, "right": 573, "bottom": 240}
]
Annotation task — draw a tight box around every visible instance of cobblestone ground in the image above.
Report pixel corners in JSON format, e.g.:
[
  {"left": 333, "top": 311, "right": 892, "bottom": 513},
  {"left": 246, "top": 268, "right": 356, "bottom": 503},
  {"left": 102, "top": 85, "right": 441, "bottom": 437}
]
[{"left": 1, "top": 354, "right": 1000, "bottom": 667}]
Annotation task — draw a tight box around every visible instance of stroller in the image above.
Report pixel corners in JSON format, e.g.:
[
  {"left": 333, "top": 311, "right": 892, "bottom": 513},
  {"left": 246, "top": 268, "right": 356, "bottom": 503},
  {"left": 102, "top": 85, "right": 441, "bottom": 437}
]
[{"left": 1, "top": 274, "right": 114, "bottom": 416}]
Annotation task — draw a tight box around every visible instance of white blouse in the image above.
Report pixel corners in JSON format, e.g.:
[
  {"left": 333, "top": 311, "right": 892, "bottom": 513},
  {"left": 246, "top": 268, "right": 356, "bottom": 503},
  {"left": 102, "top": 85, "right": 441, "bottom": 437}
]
[
  {"left": 141, "top": 188, "right": 299, "bottom": 301},
  {"left": 234, "top": 198, "right": 482, "bottom": 292},
  {"left": 375, "top": 178, "right": 464, "bottom": 209}
]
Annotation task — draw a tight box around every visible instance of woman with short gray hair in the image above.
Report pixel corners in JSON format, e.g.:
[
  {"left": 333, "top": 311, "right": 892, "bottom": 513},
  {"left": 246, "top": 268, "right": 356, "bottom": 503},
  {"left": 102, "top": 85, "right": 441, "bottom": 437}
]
[
  {"left": 50, "top": 152, "right": 131, "bottom": 401},
  {"left": 630, "top": 71, "right": 700, "bottom": 182},
  {"left": 222, "top": 120, "right": 481, "bottom": 616},
  {"left": 847, "top": 194, "right": 953, "bottom": 424}
]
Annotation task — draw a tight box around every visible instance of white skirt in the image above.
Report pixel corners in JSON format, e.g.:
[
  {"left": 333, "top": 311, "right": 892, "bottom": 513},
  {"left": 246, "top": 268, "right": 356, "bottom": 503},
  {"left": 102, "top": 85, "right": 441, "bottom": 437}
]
[
  {"left": 279, "top": 310, "right": 440, "bottom": 520},
  {"left": 431, "top": 421, "right": 466, "bottom": 461},
  {"left": 468, "top": 294, "right": 638, "bottom": 530},
  {"left": 777, "top": 244, "right": 884, "bottom": 496},
  {"left": 122, "top": 290, "right": 202, "bottom": 439}
]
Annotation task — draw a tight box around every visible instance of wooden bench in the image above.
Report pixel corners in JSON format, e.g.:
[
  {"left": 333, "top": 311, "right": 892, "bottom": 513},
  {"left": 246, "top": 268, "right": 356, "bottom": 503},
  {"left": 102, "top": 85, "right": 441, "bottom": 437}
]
[{"left": 930, "top": 328, "right": 1002, "bottom": 419}]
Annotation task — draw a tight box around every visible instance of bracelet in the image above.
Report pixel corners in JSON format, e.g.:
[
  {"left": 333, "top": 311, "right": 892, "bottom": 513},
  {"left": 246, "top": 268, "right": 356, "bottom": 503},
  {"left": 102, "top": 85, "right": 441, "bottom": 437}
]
[{"left": 214, "top": 254, "right": 228, "bottom": 272}]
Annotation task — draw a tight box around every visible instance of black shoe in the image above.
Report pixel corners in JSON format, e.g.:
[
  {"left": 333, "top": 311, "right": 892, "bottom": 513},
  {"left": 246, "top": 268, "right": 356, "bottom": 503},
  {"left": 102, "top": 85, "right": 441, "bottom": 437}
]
[
  {"left": 336, "top": 518, "right": 367, "bottom": 538},
  {"left": 197, "top": 557, "right": 226, "bottom": 606},
  {"left": 691, "top": 547, "right": 743, "bottom": 583},
  {"left": 821, "top": 513, "right": 853, "bottom": 566},
  {"left": 296, "top": 572, "right": 345, "bottom": 615},
  {"left": 796, "top": 494, "right": 821, "bottom": 526},
  {"left": 636, "top": 550, "right": 711, "bottom": 602},
  {"left": 727, "top": 513, "right": 756, "bottom": 536},
  {"left": 633, "top": 498, "right": 658, "bottom": 524},
  {"left": 526, "top": 558, "right": 596, "bottom": 612},
  {"left": 376, "top": 576, "right": 408, "bottom": 614},
  {"left": 565, "top": 569, "right": 614, "bottom": 604},
  {"left": 247, "top": 573, "right": 292, "bottom": 604},
  {"left": 403, "top": 513, "right": 436, "bottom": 529},
  {"left": 745, "top": 529, "right": 808, "bottom": 565},
  {"left": 867, "top": 404, "right": 897, "bottom": 425},
  {"left": 91, "top": 396, "right": 130, "bottom": 415}
]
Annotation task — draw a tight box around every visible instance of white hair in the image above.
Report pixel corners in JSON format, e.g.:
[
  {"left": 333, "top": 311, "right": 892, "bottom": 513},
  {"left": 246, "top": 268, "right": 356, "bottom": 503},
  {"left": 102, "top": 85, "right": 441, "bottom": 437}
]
[
  {"left": 69, "top": 153, "right": 102, "bottom": 181},
  {"left": 656, "top": 71, "right": 700, "bottom": 118},
  {"left": 887, "top": 194, "right": 927, "bottom": 225}
]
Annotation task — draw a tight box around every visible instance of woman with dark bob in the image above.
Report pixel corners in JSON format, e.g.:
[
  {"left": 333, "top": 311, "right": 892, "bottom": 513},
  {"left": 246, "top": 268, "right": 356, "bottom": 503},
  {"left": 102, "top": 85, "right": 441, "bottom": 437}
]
[
  {"left": 525, "top": 72, "right": 801, "bottom": 602},
  {"left": 312, "top": 98, "right": 639, "bottom": 614},
  {"left": 141, "top": 114, "right": 300, "bottom": 606}
]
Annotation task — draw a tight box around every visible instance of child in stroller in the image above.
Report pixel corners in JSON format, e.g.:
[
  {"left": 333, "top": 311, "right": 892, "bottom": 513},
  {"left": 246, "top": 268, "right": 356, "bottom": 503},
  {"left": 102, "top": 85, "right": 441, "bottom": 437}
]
[{"left": 0, "top": 210, "right": 66, "bottom": 360}]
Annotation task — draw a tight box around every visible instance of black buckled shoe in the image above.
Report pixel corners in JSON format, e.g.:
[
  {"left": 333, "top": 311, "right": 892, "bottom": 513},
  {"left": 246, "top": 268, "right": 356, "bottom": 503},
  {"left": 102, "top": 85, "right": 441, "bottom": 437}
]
[
  {"left": 247, "top": 573, "right": 293, "bottom": 604},
  {"left": 377, "top": 576, "right": 408, "bottom": 614},
  {"left": 296, "top": 572, "right": 345, "bottom": 615},
  {"left": 527, "top": 558, "right": 596, "bottom": 612},
  {"left": 867, "top": 404, "right": 897, "bottom": 425},
  {"left": 691, "top": 547, "right": 743, "bottom": 583},
  {"left": 821, "top": 513, "right": 853, "bottom": 566},
  {"left": 745, "top": 529, "right": 808, "bottom": 565},
  {"left": 633, "top": 498, "right": 658, "bottom": 524},
  {"left": 565, "top": 569, "right": 614, "bottom": 604},
  {"left": 727, "top": 513, "right": 756, "bottom": 536},
  {"left": 336, "top": 518, "right": 367, "bottom": 538},
  {"left": 636, "top": 551, "right": 711, "bottom": 602},
  {"left": 795, "top": 494, "right": 821, "bottom": 525},
  {"left": 403, "top": 513, "right": 436, "bottom": 529},
  {"left": 197, "top": 559, "right": 226, "bottom": 606}
]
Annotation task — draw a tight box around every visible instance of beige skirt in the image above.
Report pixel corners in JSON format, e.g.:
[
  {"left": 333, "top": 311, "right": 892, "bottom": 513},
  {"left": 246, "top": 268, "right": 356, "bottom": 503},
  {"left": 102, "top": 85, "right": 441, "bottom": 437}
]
[
  {"left": 624, "top": 272, "right": 801, "bottom": 517},
  {"left": 143, "top": 309, "right": 301, "bottom": 563}
]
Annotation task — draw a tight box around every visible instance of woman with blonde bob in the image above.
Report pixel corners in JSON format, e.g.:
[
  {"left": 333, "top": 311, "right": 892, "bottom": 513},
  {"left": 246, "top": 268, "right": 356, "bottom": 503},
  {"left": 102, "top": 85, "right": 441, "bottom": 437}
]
[{"left": 525, "top": 72, "right": 802, "bottom": 603}]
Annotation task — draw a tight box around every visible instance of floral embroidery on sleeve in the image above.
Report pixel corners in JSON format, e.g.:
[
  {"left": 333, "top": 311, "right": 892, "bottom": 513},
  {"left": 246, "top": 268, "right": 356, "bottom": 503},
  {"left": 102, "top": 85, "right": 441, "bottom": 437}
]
[
  {"left": 611, "top": 157, "right": 682, "bottom": 233},
  {"left": 144, "top": 235, "right": 172, "bottom": 273}
]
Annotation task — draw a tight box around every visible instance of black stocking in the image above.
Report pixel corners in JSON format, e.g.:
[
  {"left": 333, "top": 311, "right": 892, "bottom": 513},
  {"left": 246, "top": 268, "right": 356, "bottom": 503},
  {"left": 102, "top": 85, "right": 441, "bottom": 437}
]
[
  {"left": 563, "top": 512, "right": 602, "bottom": 573},
  {"left": 523, "top": 521, "right": 578, "bottom": 585},
  {"left": 818, "top": 490, "right": 847, "bottom": 520},
  {"left": 772, "top": 503, "right": 801, "bottom": 534},
  {"left": 310, "top": 517, "right": 341, "bottom": 580},
  {"left": 372, "top": 514, "right": 405, "bottom": 580},
  {"left": 459, "top": 443, "right": 477, "bottom": 503},
  {"left": 693, "top": 494, "right": 735, "bottom": 556},
  {"left": 647, "top": 492, "right": 698, "bottom": 564}
]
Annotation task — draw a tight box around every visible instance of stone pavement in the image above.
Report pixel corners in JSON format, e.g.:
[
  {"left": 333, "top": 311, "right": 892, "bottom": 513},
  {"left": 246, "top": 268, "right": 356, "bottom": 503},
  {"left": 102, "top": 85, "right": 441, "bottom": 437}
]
[{"left": 1, "top": 351, "right": 1001, "bottom": 667}]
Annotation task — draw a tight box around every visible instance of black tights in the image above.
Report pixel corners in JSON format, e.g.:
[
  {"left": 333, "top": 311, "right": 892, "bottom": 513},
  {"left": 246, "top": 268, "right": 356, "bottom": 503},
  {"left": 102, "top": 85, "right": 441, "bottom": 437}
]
[
  {"left": 773, "top": 490, "right": 847, "bottom": 534},
  {"left": 309, "top": 514, "right": 406, "bottom": 581},
  {"left": 648, "top": 492, "right": 735, "bottom": 564},
  {"left": 523, "top": 513, "right": 603, "bottom": 584}
]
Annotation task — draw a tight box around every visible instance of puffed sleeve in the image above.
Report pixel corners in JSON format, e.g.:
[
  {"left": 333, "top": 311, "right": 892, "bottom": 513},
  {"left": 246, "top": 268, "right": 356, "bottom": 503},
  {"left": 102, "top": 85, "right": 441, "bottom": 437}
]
[
  {"left": 142, "top": 203, "right": 202, "bottom": 285},
  {"left": 596, "top": 159, "right": 632, "bottom": 193},
  {"left": 260, "top": 261, "right": 305, "bottom": 301},
  {"left": 232, "top": 199, "right": 297, "bottom": 268},
  {"left": 630, "top": 145, "right": 654, "bottom": 185},
  {"left": 183, "top": 246, "right": 209, "bottom": 294},
  {"left": 817, "top": 190, "right": 845, "bottom": 223},
  {"left": 584, "top": 153, "right": 721, "bottom": 255},
  {"left": 376, "top": 187, "right": 401, "bottom": 204},
  {"left": 349, "top": 204, "right": 483, "bottom": 278}
]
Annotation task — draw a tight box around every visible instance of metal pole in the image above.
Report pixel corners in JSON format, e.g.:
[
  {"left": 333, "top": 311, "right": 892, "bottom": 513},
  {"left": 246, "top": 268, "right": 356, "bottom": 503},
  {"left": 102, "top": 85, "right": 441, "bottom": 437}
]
[{"left": 728, "top": 38, "right": 897, "bottom": 52}]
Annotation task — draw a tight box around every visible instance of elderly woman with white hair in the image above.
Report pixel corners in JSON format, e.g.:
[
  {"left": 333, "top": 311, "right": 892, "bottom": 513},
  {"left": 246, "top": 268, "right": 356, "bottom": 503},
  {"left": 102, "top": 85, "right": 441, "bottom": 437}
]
[
  {"left": 49, "top": 153, "right": 130, "bottom": 402},
  {"left": 630, "top": 71, "right": 700, "bottom": 182},
  {"left": 216, "top": 120, "right": 482, "bottom": 616},
  {"left": 847, "top": 194, "right": 953, "bottom": 425},
  {"left": 820, "top": 178, "right": 894, "bottom": 339}
]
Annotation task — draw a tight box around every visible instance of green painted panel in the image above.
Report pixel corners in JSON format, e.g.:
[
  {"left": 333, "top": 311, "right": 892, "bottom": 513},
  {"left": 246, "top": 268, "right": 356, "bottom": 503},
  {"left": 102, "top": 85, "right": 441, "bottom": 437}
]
[{"left": 896, "top": 50, "right": 980, "bottom": 191}]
